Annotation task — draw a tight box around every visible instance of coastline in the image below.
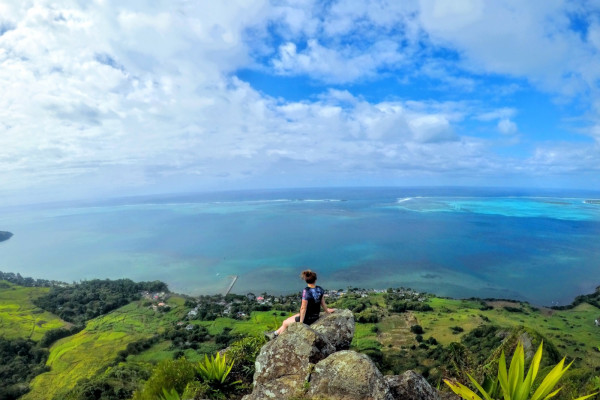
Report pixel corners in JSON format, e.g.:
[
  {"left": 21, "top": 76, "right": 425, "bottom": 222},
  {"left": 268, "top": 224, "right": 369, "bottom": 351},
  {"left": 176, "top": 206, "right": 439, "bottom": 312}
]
[{"left": 0, "top": 269, "right": 597, "bottom": 310}]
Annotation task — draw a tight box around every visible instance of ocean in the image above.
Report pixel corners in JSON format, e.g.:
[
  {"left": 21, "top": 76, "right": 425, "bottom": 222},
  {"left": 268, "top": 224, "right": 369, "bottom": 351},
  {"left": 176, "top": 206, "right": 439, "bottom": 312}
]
[{"left": 1, "top": 187, "right": 599, "bottom": 306}]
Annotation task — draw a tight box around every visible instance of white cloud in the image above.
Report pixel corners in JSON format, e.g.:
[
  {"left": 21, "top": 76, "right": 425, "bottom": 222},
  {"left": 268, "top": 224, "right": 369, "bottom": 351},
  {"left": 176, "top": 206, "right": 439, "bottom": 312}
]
[
  {"left": 272, "top": 38, "right": 405, "bottom": 83},
  {"left": 418, "top": 0, "right": 600, "bottom": 97},
  {"left": 497, "top": 118, "right": 518, "bottom": 135},
  {"left": 1, "top": 0, "right": 599, "bottom": 205}
]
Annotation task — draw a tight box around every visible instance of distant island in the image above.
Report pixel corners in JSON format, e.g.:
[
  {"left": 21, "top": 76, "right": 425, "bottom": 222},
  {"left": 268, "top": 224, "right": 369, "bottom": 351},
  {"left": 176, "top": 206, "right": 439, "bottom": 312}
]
[
  {"left": 0, "top": 231, "right": 13, "bottom": 243},
  {"left": 584, "top": 199, "right": 600, "bottom": 205}
]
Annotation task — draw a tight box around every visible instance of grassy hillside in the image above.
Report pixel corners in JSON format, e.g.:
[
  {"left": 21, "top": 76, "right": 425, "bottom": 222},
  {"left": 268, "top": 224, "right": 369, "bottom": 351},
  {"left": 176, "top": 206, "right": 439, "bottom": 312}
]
[
  {"left": 22, "top": 297, "right": 187, "bottom": 400},
  {"left": 2, "top": 280, "right": 598, "bottom": 400},
  {"left": 339, "top": 292, "right": 600, "bottom": 399},
  {"left": 0, "top": 281, "right": 68, "bottom": 340},
  {"left": 414, "top": 298, "right": 600, "bottom": 367},
  {"left": 127, "top": 310, "right": 290, "bottom": 364}
]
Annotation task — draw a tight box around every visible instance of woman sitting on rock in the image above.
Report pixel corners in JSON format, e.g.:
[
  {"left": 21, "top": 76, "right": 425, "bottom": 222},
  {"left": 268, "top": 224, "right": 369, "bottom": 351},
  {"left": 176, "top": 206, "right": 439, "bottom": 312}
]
[{"left": 268, "top": 269, "right": 335, "bottom": 339}]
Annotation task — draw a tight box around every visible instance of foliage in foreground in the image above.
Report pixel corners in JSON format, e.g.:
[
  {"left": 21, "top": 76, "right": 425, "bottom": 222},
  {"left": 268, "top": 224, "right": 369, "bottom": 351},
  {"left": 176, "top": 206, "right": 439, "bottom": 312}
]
[
  {"left": 444, "top": 341, "right": 598, "bottom": 400},
  {"left": 134, "top": 351, "right": 242, "bottom": 400}
]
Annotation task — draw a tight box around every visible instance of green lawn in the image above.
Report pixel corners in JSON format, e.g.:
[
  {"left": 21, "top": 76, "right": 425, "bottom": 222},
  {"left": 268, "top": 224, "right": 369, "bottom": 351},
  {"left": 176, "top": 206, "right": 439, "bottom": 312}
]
[{"left": 0, "top": 281, "right": 68, "bottom": 340}]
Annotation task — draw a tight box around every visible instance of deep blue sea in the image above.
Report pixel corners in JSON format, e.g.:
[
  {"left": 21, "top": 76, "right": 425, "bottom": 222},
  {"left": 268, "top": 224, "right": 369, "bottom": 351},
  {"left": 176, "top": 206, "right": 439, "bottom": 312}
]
[{"left": 1, "top": 187, "right": 599, "bottom": 306}]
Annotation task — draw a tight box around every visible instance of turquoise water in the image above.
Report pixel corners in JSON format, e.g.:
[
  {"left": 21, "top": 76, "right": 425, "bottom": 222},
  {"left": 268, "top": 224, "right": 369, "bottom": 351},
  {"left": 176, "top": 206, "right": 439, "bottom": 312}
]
[{"left": 0, "top": 188, "right": 599, "bottom": 305}]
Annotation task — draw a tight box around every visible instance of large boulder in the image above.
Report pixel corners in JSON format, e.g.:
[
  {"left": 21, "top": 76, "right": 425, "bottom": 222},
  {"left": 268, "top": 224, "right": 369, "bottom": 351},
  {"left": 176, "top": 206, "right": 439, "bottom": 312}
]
[
  {"left": 307, "top": 350, "right": 393, "bottom": 400},
  {"left": 311, "top": 309, "right": 355, "bottom": 351},
  {"left": 385, "top": 370, "right": 441, "bottom": 400},
  {"left": 243, "top": 322, "right": 335, "bottom": 400}
]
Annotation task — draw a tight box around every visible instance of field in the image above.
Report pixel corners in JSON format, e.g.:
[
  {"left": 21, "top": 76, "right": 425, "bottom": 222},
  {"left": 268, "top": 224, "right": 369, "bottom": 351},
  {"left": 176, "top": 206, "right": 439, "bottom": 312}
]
[
  {"left": 0, "top": 281, "right": 68, "bottom": 340},
  {"left": 412, "top": 298, "right": 600, "bottom": 367},
  {"left": 22, "top": 296, "right": 188, "bottom": 400},
  {"left": 129, "top": 310, "right": 291, "bottom": 363},
  {"left": 3, "top": 281, "right": 599, "bottom": 400}
]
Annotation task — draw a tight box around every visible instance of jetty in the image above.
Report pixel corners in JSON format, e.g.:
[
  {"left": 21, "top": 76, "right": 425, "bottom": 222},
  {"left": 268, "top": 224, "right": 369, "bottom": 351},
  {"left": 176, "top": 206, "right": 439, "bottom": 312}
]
[{"left": 224, "top": 275, "right": 238, "bottom": 296}]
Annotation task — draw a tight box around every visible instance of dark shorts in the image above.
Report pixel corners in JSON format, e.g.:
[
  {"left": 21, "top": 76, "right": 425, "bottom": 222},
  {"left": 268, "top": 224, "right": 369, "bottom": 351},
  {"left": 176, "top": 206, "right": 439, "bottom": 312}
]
[{"left": 295, "top": 315, "right": 319, "bottom": 325}]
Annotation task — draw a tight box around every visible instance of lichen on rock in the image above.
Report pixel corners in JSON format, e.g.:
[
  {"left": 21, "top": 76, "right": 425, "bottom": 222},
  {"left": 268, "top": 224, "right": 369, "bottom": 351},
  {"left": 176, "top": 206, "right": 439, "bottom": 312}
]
[
  {"left": 243, "top": 308, "right": 441, "bottom": 400},
  {"left": 308, "top": 350, "right": 393, "bottom": 400}
]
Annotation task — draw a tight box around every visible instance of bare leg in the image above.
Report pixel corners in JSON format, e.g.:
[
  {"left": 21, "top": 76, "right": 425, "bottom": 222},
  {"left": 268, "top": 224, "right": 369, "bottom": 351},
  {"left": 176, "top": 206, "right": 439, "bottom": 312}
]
[{"left": 276, "top": 314, "right": 298, "bottom": 335}]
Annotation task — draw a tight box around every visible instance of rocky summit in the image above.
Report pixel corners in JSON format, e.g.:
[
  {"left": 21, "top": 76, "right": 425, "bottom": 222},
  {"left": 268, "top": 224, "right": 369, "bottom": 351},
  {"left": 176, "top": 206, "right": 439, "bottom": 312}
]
[{"left": 243, "top": 309, "right": 443, "bottom": 400}]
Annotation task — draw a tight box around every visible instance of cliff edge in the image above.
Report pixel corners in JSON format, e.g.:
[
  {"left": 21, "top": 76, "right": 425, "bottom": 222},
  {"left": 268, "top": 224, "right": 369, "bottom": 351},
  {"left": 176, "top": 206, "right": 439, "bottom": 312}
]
[{"left": 243, "top": 309, "right": 445, "bottom": 400}]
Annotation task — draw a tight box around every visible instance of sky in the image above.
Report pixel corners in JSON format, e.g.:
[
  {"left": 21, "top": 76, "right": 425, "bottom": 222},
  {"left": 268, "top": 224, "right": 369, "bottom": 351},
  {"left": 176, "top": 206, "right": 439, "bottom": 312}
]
[{"left": 2, "top": 0, "right": 600, "bottom": 205}]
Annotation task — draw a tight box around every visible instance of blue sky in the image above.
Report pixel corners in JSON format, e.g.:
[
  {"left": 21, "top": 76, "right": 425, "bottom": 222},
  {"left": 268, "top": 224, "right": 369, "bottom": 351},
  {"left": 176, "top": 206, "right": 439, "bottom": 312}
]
[{"left": 1, "top": 0, "right": 600, "bottom": 205}]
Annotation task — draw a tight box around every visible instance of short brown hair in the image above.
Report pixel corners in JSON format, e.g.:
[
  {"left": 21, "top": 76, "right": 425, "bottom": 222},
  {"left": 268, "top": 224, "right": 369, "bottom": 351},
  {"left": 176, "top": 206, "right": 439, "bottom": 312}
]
[{"left": 300, "top": 269, "right": 317, "bottom": 284}]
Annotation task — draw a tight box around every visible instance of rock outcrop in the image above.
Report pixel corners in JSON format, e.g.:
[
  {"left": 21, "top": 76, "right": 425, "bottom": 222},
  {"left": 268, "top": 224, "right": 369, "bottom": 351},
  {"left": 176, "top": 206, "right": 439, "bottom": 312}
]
[
  {"left": 385, "top": 370, "right": 441, "bottom": 400},
  {"left": 308, "top": 350, "right": 393, "bottom": 400},
  {"left": 243, "top": 309, "right": 442, "bottom": 400},
  {"left": 310, "top": 308, "right": 355, "bottom": 350}
]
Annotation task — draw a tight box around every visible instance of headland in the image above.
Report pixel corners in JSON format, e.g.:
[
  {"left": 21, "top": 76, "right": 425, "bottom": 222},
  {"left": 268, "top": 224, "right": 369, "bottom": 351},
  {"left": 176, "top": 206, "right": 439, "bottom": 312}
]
[{"left": 0, "top": 231, "right": 13, "bottom": 243}]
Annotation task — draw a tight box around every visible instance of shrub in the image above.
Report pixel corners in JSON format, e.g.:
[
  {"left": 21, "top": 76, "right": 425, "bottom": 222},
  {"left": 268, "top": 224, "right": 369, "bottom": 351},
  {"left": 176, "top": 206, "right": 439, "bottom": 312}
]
[
  {"left": 356, "top": 309, "right": 381, "bottom": 323},
  {"left": 225, "top": 335, "right": 267, "bottom": 382},
  {"left": 133, "top": 358, "right": 196, "bottom": 400},
  {"left": 450, "top": 326, "right": 464, "bottom": 334},
  {"left": 444, "top": 341, "right": 598, "bottom": 400},
  {"left": 503, "top": 306, "right": 523, "bottom": 313},
  {"left": 410, "top": 325, "right": 424, "bottom": 334},
  {"left": 197, "top": 353, "right": 239, "bottom": 386}
]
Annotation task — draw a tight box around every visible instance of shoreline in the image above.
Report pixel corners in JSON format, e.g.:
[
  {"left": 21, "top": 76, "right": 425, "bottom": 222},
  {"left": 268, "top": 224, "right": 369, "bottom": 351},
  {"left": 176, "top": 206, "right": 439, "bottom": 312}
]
[{"left": 1, "top": 269, "right": 597, "bottom": 310}]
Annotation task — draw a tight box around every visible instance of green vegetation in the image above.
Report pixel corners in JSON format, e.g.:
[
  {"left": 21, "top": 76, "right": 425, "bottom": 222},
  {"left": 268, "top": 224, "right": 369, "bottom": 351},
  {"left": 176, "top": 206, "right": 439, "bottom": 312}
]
[
  {"left": 1, "top": 275, "right": 599, "bottom": 400},
  {"left": 553, "top": 286, "right": 600, "bottom": 310},
  {"left": 0, "top": 337, "right": 49, "bottom": 400},
  {"left": 51, "top": 363, "right": 152, "bottom": 400},
  {"left": 0, "top": 281, "right": 68, "bottom": 340},
  {"left": 445, "top": 341, "right": 598, "bottom": 400},
  {"left": 33, "top": 278, "right": 168, "bottom": 324},
  {"left": 133, "top": 339, "right": 257, "bottom": 400},
  {"left": 196, "top": 353, "right": 239, "bottom": 393},
  {"left": 329, "top": 289, "right": 600, "bottom": 399},
  {"left": 24, "top": 299, "right": 186, "bottom": 400},
  {"left": 132, "top": 358, "right": 198, "bottom": 400},
  {"left": 0, "top": 271, "right": 65, "bottom": 288},
  {"left": 224, "top": 335, "right": 267, "bottom": 382}
]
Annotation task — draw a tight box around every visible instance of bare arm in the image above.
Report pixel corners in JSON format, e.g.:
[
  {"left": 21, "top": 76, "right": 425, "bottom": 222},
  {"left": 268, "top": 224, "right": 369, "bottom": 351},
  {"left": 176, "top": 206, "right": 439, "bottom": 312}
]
[
  {"left": 299, "top": 299, "right": 308, "bottom": 323},
  {"left": 321, "top": 297, "right": 334, "bottom": 314}
]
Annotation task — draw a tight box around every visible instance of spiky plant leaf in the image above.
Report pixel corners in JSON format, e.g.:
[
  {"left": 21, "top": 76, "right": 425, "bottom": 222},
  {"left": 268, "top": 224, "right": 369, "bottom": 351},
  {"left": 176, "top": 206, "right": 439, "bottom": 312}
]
[
  {"left": 530, "top": 359, "right": 570, "bottom": 400},
  {"left": 160, "top": 388, "right": 182, "bottom": 400},
  {"left": 498, "top": 350, "right": 511, "bottom": 400},
  {"left": 467, "top": 373, "right": 493, "bottom": 400},
  {"left": 445, "top": 379, "right": 484, "bottom": 400},
  {"left": 445, "top": 340, "right": 596, "bottom": 400}
]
